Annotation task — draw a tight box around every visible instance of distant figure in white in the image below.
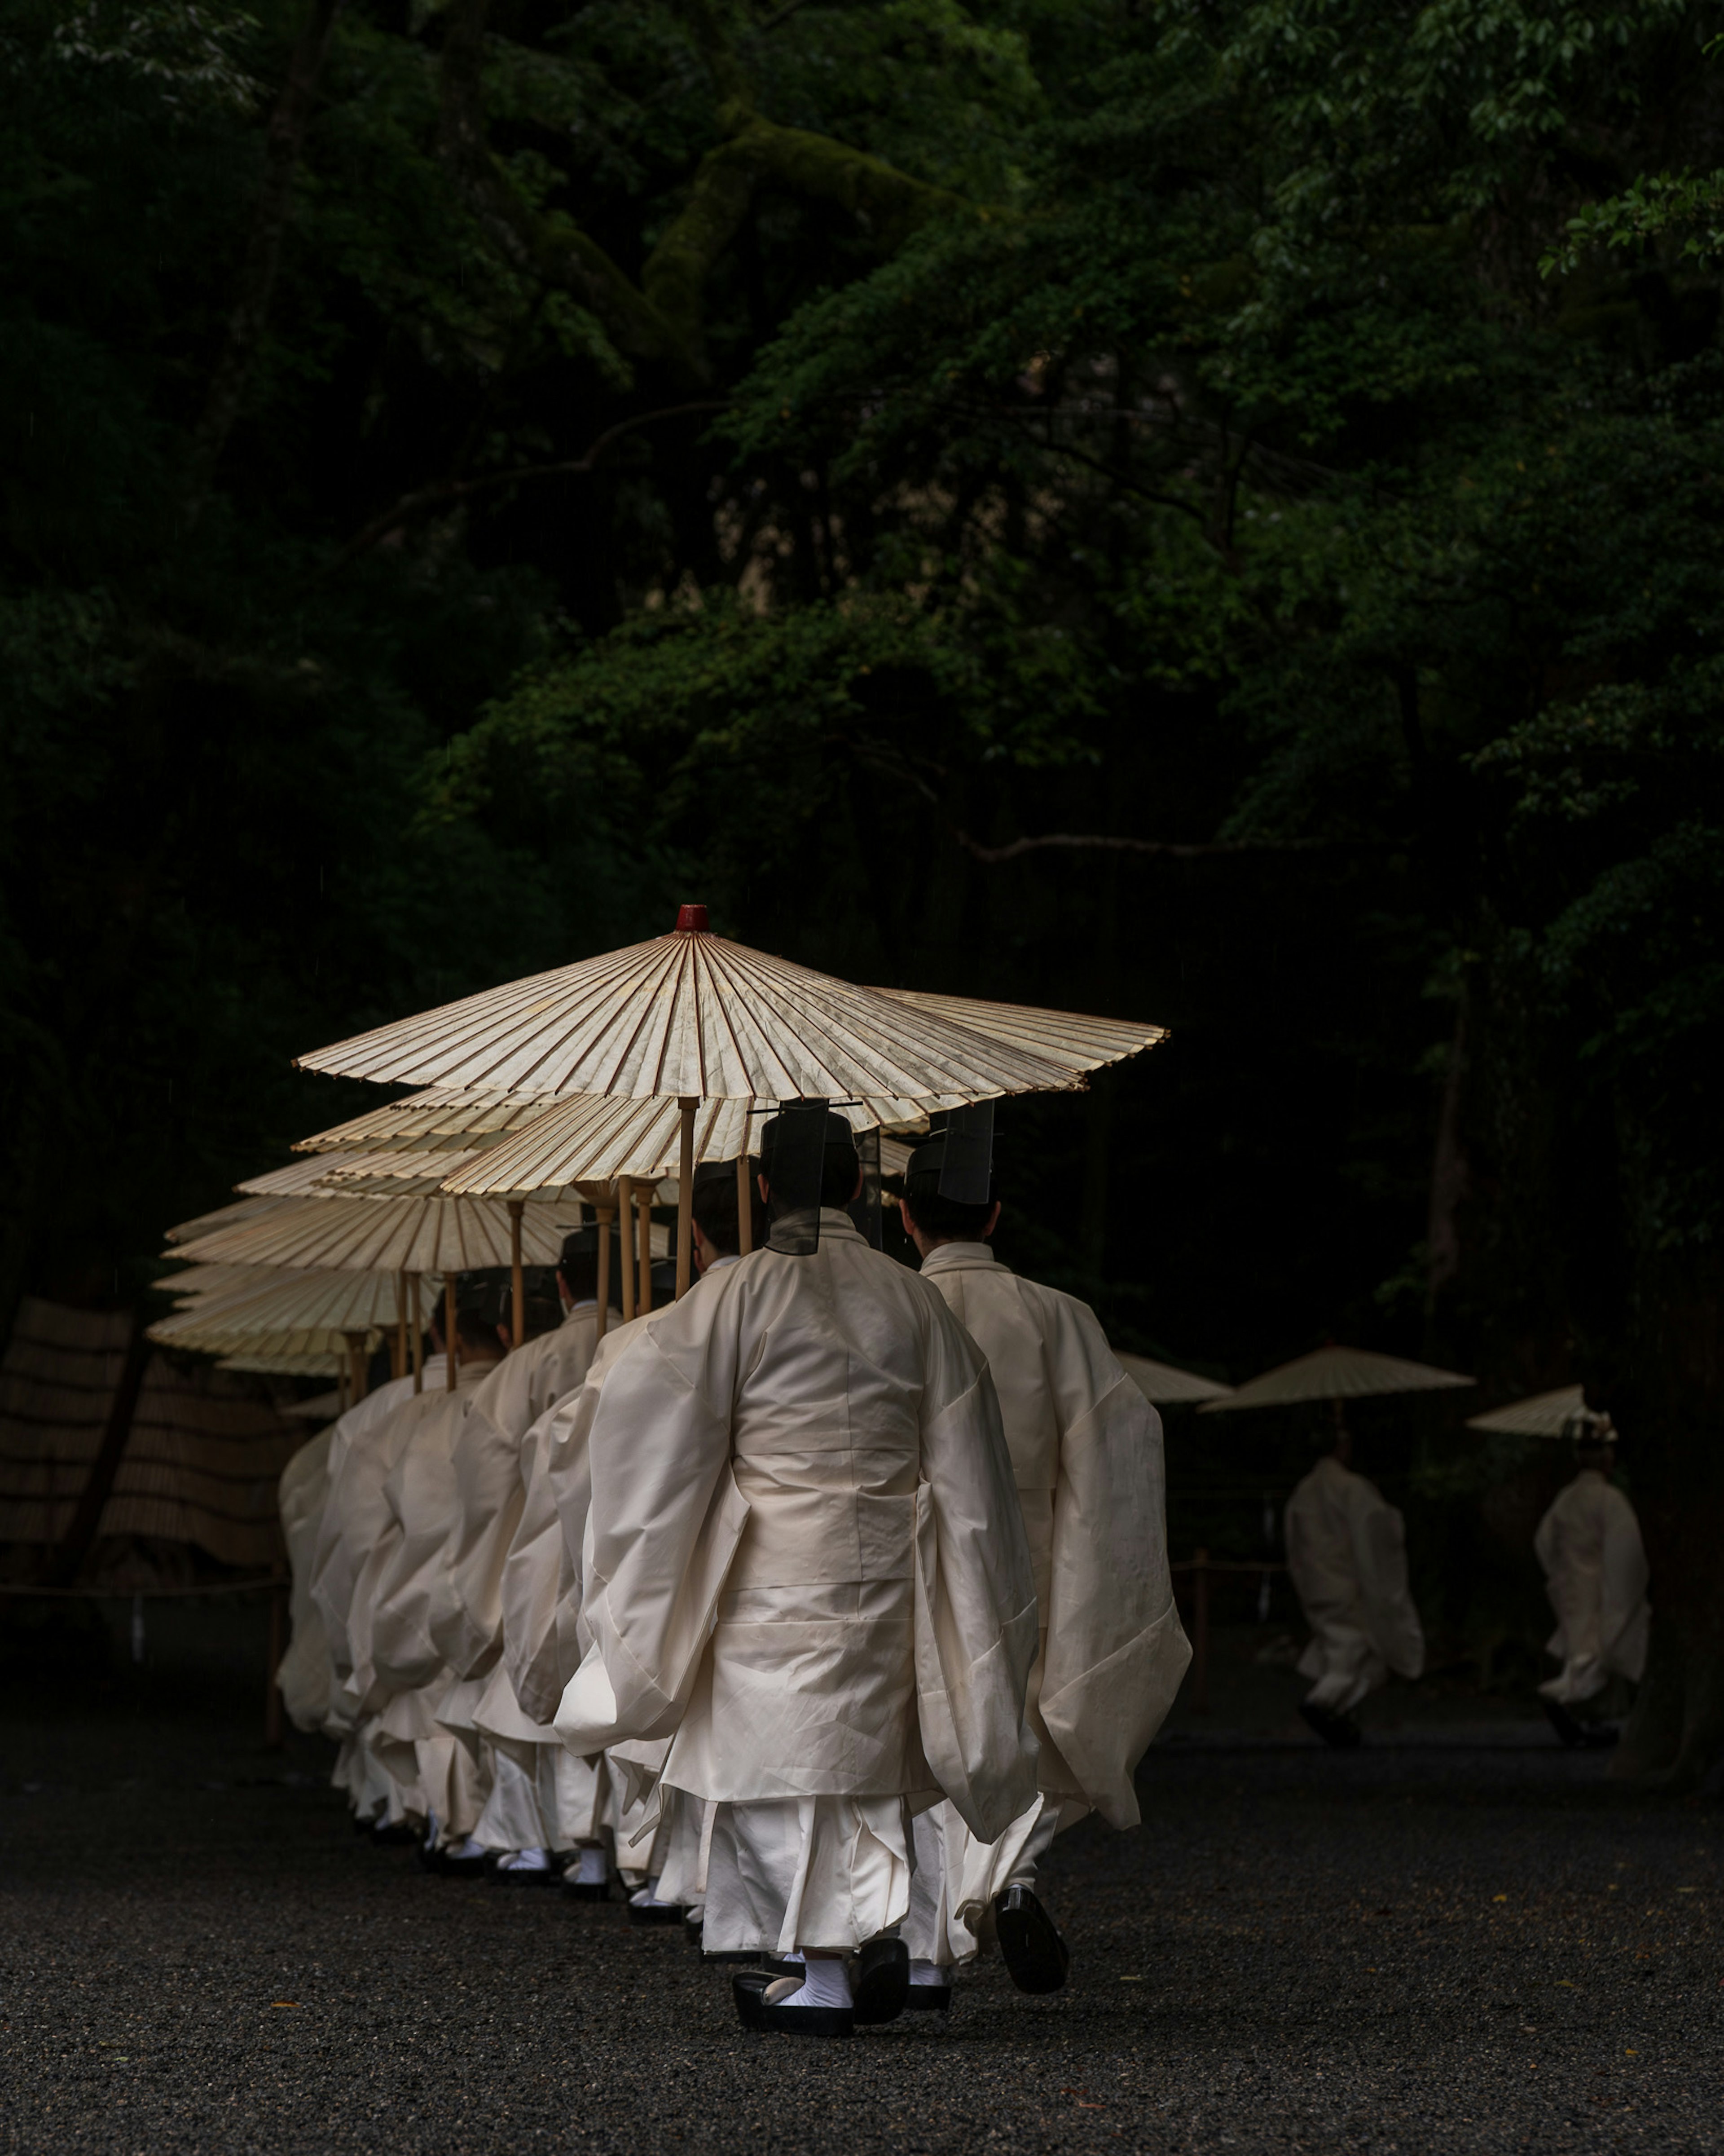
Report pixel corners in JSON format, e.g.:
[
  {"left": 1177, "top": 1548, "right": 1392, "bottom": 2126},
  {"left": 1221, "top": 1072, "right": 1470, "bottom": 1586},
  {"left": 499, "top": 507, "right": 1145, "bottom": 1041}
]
[
  {"left": 1284, "top": 1420, "right": 1425, "bottom": 1746},
  {"left": 1533, "top": 1407, "right": 1649, "bottom": 1749}
]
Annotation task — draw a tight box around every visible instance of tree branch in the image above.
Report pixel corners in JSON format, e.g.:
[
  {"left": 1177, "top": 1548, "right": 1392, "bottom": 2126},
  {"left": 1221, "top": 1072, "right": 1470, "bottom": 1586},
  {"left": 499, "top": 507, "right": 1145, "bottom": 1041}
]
[
  {"left": 321, "top": 401, "right": 731, "bottom": 572},
  {"left": 954, "top": 829, "right": 1376, "bottom": 863}
]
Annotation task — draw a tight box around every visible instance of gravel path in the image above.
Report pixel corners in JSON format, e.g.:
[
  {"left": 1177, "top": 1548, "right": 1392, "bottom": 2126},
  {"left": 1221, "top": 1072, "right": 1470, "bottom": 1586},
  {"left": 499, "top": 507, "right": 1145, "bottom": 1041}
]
[{"left": 1, "top": 1708, "right": 1719, "bottom": 2156}]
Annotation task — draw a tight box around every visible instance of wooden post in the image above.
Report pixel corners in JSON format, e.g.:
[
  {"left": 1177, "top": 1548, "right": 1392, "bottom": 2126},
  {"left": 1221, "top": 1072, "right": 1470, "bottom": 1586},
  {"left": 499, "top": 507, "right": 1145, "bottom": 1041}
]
[
  {"left": 675, "top": 1097, "right": 697, "bottom": 1298},
  {"left": 595, "top": 1204, "right": 614, "bottom": 1340},
  {"left": 508, "top": 1199, "right": 526, "bottom": 1349},
  {"left": 445, "top": 1274, "right": 457, "bottom": 1389},
  {"left": 637, "top": 1187, "right": 653, "bottom": 1313},
  {"left": 410, "top": 1272, "right": 423, "bottom": 1393},
  {"left": 264, "top": 1579, "right": 287, "bottom": 1750},
  {"left": 618, "top": 1177, "right": 637, "bottom": 1323},
  {"left": 1192, "top": 1548, "right": 1211, "bottom": 1714},
  {"left": 394, "top": 1269, "right": 409, "bottom": 1382},
  {"left": 735, "top": 1149, "right": 753, "bottom": 1256}
]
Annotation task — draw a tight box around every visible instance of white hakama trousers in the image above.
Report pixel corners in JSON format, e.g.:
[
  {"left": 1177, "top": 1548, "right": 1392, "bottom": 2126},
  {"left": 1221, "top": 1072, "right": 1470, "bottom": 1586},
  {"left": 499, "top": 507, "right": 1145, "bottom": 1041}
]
[
  {"left": 699, "top": 1795, "right": 912, "bottom": 1956},
  {"left": 1297, "top": 1622, "right": 1385, "bottom": 1715},
  {"left": 375, "top": 1681, "right": 489, "bottom": 1837},
  {"left": 332, "top": 1728, "right": 396, "bottom": 1821},
  {"left": 903, "top": 1793, "right": 1068, "bottom": 1967}
]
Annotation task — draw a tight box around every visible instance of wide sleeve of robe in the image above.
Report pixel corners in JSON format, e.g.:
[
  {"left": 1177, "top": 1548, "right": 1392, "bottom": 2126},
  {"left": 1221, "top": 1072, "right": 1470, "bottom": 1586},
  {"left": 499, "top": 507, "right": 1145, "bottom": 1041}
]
[
  {"left": 1035, "top": 1315, "right": 1191, "bottom": 1828},
  {"left": 911, "top": 1300, "right": 1041, "bottom": 1844},
  {"left": 1600, "top": 1484, "right": 1651, "bottom": 1682},
  {"left": 501, "top": 1396, "right": 583, "bottom": 1727},
  {"left": 555, "top": 1315, "right": 750, "bottom": 1755},
  {"left": 1347, "top": 1475, "right": 1425, "bottom": 1680},
  {"left": 276, "top": 1430, "right": 334, "bottom": 1735},
  {"left": 367, "top": 1396, "right": 470, "bottom": 1697}
]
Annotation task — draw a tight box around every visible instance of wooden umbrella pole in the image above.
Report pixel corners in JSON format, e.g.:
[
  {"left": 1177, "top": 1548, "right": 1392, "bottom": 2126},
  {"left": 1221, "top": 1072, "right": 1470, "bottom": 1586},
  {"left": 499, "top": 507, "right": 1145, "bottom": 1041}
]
[
  {"left": 509, "top": 1199, "right": 526, "bottom": 1349},
  {"left": 675, "top": 1098, "right": 697, "bottom": 1298},
  {"left": 735, "top": 1149, "right": 753, "bottom": 1256},
  {"left": 617, "top": 1177, "right": 637, "bottom": 1323},
  {"left": 345, "top": 1330, "right": 368, "bottom": 1405},
  {"left": 595, "top": 1204, "right": 613, "bottom": 1340},
  {"left": 395, "top": 1269, "right": 409, "bottom": 1382},
  {"left": 445, "top": 1274, "right": 457, "bottom": 1390},
  {"left": 410, "top": 1272, "right": 423, "bottom": 1393},
  {"left": 638, "top": 1188, "right": 653, "bottom": 1313}
]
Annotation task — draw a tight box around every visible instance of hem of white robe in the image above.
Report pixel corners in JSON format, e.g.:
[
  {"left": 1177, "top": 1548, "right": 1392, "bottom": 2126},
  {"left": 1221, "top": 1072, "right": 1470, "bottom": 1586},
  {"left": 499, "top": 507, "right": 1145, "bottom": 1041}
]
[{"left": 699, "top": 1795, "right": 912, "bottom": 1956}]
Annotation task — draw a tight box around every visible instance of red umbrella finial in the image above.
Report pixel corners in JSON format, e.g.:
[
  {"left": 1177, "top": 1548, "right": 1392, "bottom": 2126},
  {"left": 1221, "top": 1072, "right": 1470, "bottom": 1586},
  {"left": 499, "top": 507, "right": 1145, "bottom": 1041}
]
[{"left": 674, "top": 904, "right": 710, "bottom": 932}]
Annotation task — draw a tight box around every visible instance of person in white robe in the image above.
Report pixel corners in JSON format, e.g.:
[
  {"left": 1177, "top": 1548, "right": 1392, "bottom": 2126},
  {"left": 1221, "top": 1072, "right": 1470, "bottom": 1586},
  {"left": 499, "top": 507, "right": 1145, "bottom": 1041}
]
[
  {"left": 1284, "top": 1423, "right": 1425, "bottom": 1745},
  {"left": 1534, "top": 1408, "right": 1649, "bottom": 1746},
  {"left": 895, "top": 1129, "right": 1190, "bottom": 2006},
  {"left": 356, "top": 1299, "right": 509, "bottom": 1864},
  {"left": 306, "top": 1340, "right": 449, "bottom": 1822},
  {"left": 499, "top": 1168, "right": 753, "bottom": 1908},
  {"left": 430, "top": 1244, "right": 613, "bottom": 1879},
  {"left": 313, "top": 1308, "right": 499, "bottom": 1842},
  {"left": 557, "top": 1108, "right": 1039, "bottom": 2038},
  {"left": 277, "top": 1423, "right": 336, "bottom": 1737}
]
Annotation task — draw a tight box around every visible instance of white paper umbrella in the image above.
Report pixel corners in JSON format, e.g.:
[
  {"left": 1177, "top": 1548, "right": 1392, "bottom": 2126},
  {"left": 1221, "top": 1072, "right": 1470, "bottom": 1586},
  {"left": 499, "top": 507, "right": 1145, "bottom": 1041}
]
[
  {"left": 154, "top": 1263, "right": 442, "bottom": 1334},
  {"left": 293, "top": 1089, "right": 551, "bottom": 1155},
  {"left": 869, "top": 989, "right": 1166, "bottom": 1076},
  {"left": 1116, "top": 1351, "right": 1235, "bottom": 1405},
  {"left": 296, "top": 908, "right": 1082, "bottom": 1103},
  {"left": 1466, "top": 1384, "right": 1585, "bottom": 1436},
  {"left": 219, "top": 1349, "right": 347, "bottom": 1377},
  {"left": 1199, "top": 1344, "right": 1474, "bottom": 1412},
  {"left": 168, "top": 1191, "right": 571, "bottom": 1275},
  {"left": 165, "top": 1194, "right": 296, "bottom": 1244},
  {"left": 414, "top": 1094, "right": 932, "bottom": 1198},
  {"left": 254, "top": 1150, "right": 502, "bottom": 1200}
]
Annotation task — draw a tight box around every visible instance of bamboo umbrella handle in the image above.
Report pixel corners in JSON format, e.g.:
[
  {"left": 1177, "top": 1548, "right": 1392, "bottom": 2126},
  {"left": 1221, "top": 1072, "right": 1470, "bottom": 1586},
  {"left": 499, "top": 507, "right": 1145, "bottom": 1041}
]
[
  {"left": 595, "top": 1205, "right": 613, "bottom": 1340},
  {"left": 675, "top": 1098, "right": 697, "bottom": 1298},
  {"left": 617, "top": 1177, "right": 637, "bottom": 1322},
  {"left": 445, "top": 1274, "right": 457, "bottom": 1389},
  {"left": 638, "top": 1187, "right": 653, "bottom": 1313},
  {"left": 735, "top": 1149, "right": 752, "bottom": 1256},
  {"left": 409, "top": 1272, "right": 423, "bottom": 1393},
  {"left": 508, "top": 1198, "right": 525, "bottom": 1349},
  {"left": 395, "top": 1268, "right": 409, "bottom": 1383}
]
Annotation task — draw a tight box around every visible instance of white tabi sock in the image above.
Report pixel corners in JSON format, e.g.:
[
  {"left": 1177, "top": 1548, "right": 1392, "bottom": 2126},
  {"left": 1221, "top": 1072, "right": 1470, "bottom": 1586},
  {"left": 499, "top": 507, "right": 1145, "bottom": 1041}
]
[
  {"left": 501, "top": 1847, "right": 550, "bottom": 1872},
  {"left": 909, "top": 1959, "right": 950, "bottom": 1986},
  {"left": 629, "top": 1876, "right": 676, "bottom": 1907},
  {"left": 572, "top": 1846, "right": 607, "bottom": 1885},
  {"left": 451, "top": 1837, "right": 487, "bottom": 1861},
  {"left": 781, "top": 1958, "right": 851, "bottom": 2010}
]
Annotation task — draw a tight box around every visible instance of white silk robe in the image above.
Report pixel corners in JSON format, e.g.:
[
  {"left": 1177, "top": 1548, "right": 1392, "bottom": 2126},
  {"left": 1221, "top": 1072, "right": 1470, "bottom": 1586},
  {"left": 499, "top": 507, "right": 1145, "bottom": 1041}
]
[
  {"left": 307, "top": 1355, "right": 447, "bottom": 1722},
  {"left": 365, "top": 1358, "right": 506, "bottom": 1706},
  {"left": 1284, "top": 1453, "right": 1425, "bottom": 1713},
  {"left": 904, "top": 1243, "right": 1190, "bottom": 1965},
  {"left": 435, "top": 1305, "right": 605, "bottom": 1682},
  {"left": 556, "top": 1212, "right": 1039, "bottom": 1848},
  {"left": 276, "top": 1428, "right": 334, "bottom": 1734},
  {"left": 1535, "top": 1469, "right": 1650, "bottom": 1704},
  {"left": 918, "top": 1243, "right": 1190, "bottom": 1825}
]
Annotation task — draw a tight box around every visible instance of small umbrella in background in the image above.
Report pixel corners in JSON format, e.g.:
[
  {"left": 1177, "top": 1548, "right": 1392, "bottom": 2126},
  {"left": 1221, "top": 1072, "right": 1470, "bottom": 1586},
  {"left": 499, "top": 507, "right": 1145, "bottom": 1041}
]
[
  {"left": 1117, "top": 1352, "right": 1235, "bottom": 1406},
  {"left": 1199, "top": 1344, "right": 1475, "bottom": 1420},
  {"left": 1466, "top": 1384, "right": 1585, "bottom": 1436}
]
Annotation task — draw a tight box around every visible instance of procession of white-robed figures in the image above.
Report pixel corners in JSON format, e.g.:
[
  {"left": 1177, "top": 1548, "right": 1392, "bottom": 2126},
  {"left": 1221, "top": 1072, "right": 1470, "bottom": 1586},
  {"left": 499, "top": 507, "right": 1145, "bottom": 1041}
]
[
  {"left": 277, "top": 1111, "right": 1189, "bottom": 2037},
  {"left": 249, "top": 908, "right": 1651, "bottom": 2039}
]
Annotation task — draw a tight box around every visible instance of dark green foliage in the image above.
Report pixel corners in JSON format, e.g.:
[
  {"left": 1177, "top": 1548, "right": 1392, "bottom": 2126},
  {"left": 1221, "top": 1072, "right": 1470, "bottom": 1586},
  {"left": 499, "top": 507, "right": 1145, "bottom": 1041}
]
[{"left": 4, "top": 0, "right": 1723, "bottom": 1710}]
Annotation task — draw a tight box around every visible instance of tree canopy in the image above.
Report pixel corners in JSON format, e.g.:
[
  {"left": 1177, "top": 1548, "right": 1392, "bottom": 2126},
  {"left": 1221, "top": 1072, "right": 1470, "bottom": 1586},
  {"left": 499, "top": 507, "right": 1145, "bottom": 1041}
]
[{"left": 4, "top": 0, "right": 1722, "bottom": 1772}]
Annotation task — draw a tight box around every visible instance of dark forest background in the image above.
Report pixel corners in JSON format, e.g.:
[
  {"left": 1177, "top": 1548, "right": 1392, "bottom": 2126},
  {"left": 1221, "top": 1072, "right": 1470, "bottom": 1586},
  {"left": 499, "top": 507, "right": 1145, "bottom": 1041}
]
[{"left": 4, "top": 0, "right": 1722, "bottom": 1778}]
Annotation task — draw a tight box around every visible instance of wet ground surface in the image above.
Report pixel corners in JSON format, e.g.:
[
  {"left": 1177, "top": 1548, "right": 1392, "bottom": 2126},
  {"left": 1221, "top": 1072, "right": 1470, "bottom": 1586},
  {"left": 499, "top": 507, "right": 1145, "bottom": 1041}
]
[{"left": 1, "top": 1639, "right": 1720, "bottom": 2156}]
